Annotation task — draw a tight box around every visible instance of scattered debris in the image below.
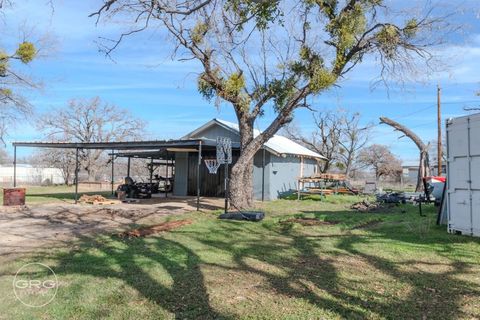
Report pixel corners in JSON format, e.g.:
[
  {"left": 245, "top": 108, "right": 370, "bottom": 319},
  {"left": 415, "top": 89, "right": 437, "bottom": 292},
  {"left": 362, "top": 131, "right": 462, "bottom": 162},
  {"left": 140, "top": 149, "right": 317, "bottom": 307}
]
[
  {"left": 280, "top": 217, "right": 339, "bottom": 226},
  {"left": 118, "top": 219, "right": 192, "bottom": 238},
  {"left": 350, "top": 200, "right": 399, "bottom": 213},
  {"left": 79, "top": 194, "right": 119, "bottom": 205},
  {"left": 376, "top": 192, "right": 407, "bottom": 204},
  {"left": 351, "top": 200, "right": 381, "bottom": 212}
]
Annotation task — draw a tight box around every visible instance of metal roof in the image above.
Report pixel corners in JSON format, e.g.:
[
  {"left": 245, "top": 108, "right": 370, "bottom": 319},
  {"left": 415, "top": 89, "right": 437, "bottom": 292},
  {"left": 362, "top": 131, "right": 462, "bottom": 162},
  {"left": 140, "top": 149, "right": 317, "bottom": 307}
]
[
  {"left": 184, "top": 118, "right": 327, "bottom": 160},
  {"left": 112, "top": 150, "right": 179, "bottom": 159},
  {"left": 12, "top": 139, "right": 216, "bottom": 150},
  {"left": 13, "top": 119, "right": 326, "bottom": 160}
]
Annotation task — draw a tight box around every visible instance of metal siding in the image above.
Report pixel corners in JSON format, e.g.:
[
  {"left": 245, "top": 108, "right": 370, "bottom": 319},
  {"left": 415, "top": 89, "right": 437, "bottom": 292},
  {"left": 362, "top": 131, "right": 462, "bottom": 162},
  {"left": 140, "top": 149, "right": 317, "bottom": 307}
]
[
  {"left": 253, "top": 150, "right": 270, "bottom": 200},
  {"left": 269, "top": 155, "right": 301, "bottom": 199},
  {"left": 449, "top": 190, "right": 472, "bottom": 232},
  {"left": 470, "top": 118, "right": 480, "bottom": 156},
  {"left": 303, "top": 158, "right": 317, "bottom": 177},
  {"left": 184, "top": 123, "right": 239, "bottom": 197},
  {"left": 188, "top": 125, "right": 239, "bottom": 142},
  {"left": 448, "top": 117, "right": 469, "bottom": 157},
  {"left": 178, "top": 122, "right": 320, "bottom": 201},
  {"left": 473, "top": 191, "right": 480, "bottom": 236},
  {"left": 471, "top": 157, "right": 480, "bottom": 190},
  {"left": 187, "top": 151, "right": 239, "bottom": 197},
  {"left": 447, "top": 113, "right": 480, "bottom": 237},
  {"left": 173, "top": 152, "right": 188, "bottom": 196},
  {"left": 450, "top": 157, "right": 469, "bottom": 190}
]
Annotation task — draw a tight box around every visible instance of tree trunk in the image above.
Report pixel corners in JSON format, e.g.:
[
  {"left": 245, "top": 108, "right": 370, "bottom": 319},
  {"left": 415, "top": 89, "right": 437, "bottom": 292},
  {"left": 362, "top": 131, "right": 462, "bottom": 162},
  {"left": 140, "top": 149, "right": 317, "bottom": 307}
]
[
  {"left": 63, "top": 173, "right": 70, "bottom": 185},
  {"left": 416, "top": 149, "right": 431, "bottom": 192},
  {"left": 230, "top": 155, "right": 255, "bottom": 209},
  {"left": 87, "top": 169, "right": 96, "bottom": 182},
  {"left": 379, "top": 117, "right": 430, "bottom": 192},
  {"left": 229, "top": 118, "right": 256, "bottom": 209},
  {"left": 344, "top": 154, "right": 353, "bottom": 177}
]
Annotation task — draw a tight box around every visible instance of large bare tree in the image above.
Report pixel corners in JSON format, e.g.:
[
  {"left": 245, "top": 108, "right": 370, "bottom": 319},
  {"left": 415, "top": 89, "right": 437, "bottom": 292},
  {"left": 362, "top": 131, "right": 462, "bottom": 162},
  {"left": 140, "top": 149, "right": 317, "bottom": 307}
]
[
  {"left": 92, "top": 0, "right": 448, "bottom": 208},
  {"left": 285, "top": 109, "right": 369, "bottom": 175},
  {"left": 38, "top": 97, "right": 145, "bottom": 181},
  {"left": 285, "top": 110, "right": 341, "bottom": 173},
  {"left": 337, "top": 112, "right": 370, "bottom": 177},
  {"left": 357, "top": 144, "right": 402, "bottom": 181}
]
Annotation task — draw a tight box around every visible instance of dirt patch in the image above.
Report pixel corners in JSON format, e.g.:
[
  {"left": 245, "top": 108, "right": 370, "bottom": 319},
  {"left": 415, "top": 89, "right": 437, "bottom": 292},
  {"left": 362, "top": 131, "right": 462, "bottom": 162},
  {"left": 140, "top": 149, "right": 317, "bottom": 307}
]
[
  {"left": 0, "top": 196, "right": 223, "bottom": 257},
  {"left": 280, "top": 217, "right": 339, "bottom": 226},
  {"left": 351, "top": 219, "right": 383, "bottom": 229},
  {"left": 118, "top": 219, "right": 193, "bottom": 238}
]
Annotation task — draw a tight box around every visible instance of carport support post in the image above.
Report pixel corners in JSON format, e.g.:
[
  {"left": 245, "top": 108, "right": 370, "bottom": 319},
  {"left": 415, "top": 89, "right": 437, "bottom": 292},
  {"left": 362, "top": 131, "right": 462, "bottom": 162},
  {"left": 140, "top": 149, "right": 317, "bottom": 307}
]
[
  {"left": 224, "top": 163, "right": 229, "bottom": 213},
  {"left": 261, "top": 148, "right": 265, "bottom": 201},
  {"left": 127, "top": 156, "right": 131, "bottom": 177},
  {"left": 165, "top": 151, "right": 169, "bottom": 198},
  {"left": 75, "top": 148, "right": 79, "bottom": 204},
  {"left": 111, "top": 150, "right": 115, "bottom": 195},
  {"left": 149, "top": 157, "right": 153, "bottom": 184},
  {"left": 13, "top": 145, "right": 17, "bottom": 187},
  {"left": 196, "top": 141, "right": 202, "bottom": 211}
]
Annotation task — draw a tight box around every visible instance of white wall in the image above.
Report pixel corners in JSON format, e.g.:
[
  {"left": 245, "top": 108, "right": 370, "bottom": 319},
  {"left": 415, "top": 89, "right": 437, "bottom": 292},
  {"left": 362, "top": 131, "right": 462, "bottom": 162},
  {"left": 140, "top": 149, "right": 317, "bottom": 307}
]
[{"left": 0, "top": 165, "right": 64, "bottom": 186}]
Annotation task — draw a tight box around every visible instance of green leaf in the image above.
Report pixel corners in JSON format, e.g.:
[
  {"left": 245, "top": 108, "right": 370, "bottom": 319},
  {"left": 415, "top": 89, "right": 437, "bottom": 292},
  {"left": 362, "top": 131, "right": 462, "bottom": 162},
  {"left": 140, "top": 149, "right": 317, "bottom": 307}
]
[{"left": 15, "top": 42, "right": 36, "bottom": 63}]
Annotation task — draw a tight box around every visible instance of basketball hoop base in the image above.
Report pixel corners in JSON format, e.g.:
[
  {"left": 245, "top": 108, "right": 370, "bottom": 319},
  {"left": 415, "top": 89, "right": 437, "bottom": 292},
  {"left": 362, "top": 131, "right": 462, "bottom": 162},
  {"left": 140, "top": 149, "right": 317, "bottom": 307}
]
[{"left": 218, "top": 211, "right": 265, "bottom": 222}]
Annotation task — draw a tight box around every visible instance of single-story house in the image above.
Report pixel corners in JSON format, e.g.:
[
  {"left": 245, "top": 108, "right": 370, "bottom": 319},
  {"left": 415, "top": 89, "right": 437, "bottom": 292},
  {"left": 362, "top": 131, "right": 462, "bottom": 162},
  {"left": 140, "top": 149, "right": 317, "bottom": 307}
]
[{"left": 173, "top": 118, "right": 326, "bottom": 200}]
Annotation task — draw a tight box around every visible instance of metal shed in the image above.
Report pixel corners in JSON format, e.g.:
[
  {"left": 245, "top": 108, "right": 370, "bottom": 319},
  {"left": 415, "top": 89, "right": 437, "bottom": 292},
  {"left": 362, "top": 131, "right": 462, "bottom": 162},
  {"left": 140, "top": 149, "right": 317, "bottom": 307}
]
[
  {"left": 446, "top": 113, "right": 480, "bottom": 237},
  {"left": 179, "top": 119, "right": 326, "bottom": 200}
]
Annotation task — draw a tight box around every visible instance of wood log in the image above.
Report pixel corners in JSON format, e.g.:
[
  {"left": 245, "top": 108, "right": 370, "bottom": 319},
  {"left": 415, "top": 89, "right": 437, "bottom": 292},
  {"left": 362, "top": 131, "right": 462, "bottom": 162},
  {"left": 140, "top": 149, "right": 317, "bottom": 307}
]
[{"left": 379, "top": 117, "right": 431, "bottom": 192}]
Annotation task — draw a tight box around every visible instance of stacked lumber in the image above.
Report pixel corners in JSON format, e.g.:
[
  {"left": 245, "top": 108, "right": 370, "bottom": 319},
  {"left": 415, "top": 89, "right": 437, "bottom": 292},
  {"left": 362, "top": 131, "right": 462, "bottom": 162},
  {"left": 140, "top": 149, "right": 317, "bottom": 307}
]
[
  {"left": 303, "top": 188, "right": 334, "bottom": 195},
  {"left": 300, "top": 173, "right": 346, "bottom": 182}
]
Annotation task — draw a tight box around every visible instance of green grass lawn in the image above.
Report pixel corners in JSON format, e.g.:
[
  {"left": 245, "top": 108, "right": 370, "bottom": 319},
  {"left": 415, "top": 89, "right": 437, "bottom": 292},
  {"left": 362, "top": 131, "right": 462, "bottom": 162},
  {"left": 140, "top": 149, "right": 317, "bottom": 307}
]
[
  {"left": 1, "top": 195, "right": 479, "bottom": 319},
  {"left": 0, "top": 185, "right": 112, "bottom": 204}
]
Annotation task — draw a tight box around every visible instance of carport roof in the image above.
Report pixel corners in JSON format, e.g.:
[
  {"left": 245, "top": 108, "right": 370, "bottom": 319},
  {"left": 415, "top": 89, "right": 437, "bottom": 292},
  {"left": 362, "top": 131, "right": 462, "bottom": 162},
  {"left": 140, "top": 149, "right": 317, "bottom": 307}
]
[{"left": 12, "top": 139, "right": 218, "bottom": 150}]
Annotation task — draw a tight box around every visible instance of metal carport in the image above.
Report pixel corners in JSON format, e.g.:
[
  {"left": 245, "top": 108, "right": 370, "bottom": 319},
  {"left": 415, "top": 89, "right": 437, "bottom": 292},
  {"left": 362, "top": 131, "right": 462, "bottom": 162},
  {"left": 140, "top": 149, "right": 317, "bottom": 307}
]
[{"left": 12, "top": 139, "right": 218, "bottom": 210}]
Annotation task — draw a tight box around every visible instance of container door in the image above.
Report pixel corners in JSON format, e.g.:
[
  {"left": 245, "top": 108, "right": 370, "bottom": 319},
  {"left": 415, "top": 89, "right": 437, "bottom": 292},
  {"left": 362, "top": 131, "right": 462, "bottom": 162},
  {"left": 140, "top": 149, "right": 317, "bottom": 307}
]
[
  {"left": 447, "top": 116, "right": 474, "bottom": 235},
  {"left": 449, "top": 190, "right": 471, "bottom": 232}
]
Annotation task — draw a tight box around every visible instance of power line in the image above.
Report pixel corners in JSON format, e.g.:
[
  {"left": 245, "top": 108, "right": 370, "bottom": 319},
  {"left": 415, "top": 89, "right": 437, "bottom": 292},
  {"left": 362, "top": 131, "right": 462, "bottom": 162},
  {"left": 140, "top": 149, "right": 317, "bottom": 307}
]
[{"left": 363, "top": 99, "right": 480, "bottom": 130}]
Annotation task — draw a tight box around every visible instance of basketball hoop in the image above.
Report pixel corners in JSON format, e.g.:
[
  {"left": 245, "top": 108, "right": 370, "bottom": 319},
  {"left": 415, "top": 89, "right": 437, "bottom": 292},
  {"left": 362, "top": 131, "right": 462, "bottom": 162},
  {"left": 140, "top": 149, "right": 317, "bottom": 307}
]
[{"left": 204, "top": 159, "right": 221, "bottom": 174}]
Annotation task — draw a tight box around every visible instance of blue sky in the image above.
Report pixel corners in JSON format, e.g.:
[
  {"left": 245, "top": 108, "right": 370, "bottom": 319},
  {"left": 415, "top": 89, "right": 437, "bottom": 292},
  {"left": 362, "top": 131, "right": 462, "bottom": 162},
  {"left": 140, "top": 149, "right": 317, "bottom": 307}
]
[{"left": 3, "top": 1, "right": 480, "bottom": 165}]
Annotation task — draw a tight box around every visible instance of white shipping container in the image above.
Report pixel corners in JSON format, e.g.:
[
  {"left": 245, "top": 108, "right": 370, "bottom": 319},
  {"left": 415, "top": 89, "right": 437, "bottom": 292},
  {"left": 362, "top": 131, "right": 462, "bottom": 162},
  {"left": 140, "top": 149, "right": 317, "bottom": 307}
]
[{"left": 446, "top": 113, "right": 480, "bottom": 237}]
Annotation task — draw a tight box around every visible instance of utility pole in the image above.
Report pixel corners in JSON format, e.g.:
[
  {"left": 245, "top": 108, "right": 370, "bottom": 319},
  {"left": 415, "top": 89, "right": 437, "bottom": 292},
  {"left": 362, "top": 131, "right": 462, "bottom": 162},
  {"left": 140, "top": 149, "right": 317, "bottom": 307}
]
[{"left": 437, "top": 84, "right": 442, "bottom": 176}]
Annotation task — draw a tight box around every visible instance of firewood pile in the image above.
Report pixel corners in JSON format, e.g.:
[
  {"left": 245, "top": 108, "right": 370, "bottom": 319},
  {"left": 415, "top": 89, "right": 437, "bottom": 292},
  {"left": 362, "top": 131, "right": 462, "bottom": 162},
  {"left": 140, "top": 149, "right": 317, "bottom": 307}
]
[{"left": 79, "top": 194, "right": 118, "bottom": 204}]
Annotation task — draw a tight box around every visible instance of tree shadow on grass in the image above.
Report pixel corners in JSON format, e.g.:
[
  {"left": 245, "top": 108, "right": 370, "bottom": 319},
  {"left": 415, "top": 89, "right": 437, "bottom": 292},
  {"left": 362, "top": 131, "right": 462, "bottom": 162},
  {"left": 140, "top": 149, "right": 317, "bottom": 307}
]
[
  {"left": 188, "top": 217, "right": 480, "bottom": 319},
  {"left": 190, "top": 223, "right": 370, "bottom": 318},
  {"left": 46, "top": 235, "right": 232, "bottom": 319},
  {"left": 33, "top": 209, "right": 480, "bottom": 319},
  {"left": 335, "top": 234, "right": 480, "bottom": 319}
]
